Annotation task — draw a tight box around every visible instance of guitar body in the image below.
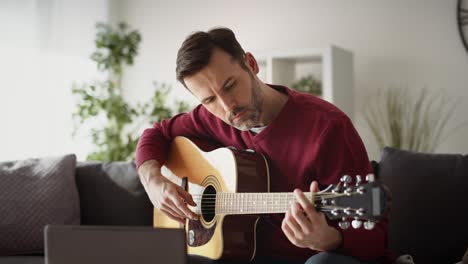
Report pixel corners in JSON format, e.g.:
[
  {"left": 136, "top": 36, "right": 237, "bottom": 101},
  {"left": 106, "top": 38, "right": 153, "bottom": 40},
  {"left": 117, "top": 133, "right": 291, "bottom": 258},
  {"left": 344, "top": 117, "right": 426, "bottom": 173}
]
[
  {"left": 153, "top": 137, "right": 270, "bottom": 261},
  {"left": 153, "top": 137, "right": 389, "bottom": 261}
]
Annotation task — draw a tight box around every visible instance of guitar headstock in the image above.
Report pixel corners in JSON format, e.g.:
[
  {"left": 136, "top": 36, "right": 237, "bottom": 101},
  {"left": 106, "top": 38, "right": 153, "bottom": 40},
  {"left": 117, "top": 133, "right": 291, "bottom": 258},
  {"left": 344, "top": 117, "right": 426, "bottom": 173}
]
[{"left": 316, "top": 174, "right": 389, "bottom": 230}]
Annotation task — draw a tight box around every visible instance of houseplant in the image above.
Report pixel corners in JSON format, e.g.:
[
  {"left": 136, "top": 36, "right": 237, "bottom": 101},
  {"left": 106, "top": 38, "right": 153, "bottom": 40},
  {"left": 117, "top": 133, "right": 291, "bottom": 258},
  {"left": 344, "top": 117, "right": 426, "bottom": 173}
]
[
  {"left": 363, "top": 86, "right": 460, "bottom": 153},
  {"left": 72, "top": 22, "right": 190, "bottom": 161},
  {"left": 291, "top": 75, "right": 322, "bottom": 96}
]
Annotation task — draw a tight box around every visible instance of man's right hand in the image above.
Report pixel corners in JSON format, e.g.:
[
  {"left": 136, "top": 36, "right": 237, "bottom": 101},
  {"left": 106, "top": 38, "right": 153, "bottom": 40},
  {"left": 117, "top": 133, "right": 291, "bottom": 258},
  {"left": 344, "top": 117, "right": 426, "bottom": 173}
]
[{"left": 138, "top": 160, "right": 199, "bottom": 224}]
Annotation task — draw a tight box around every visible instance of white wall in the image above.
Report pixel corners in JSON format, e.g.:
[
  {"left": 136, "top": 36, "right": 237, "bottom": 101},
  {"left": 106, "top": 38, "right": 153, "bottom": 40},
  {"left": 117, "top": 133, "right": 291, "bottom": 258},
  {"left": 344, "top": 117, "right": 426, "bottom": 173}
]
[
  {"left": 1, "top": 0, "right": 466, "bottom": 162},
  {"left": 116, "top": 0, "right": 468, "bottom": 160},
  {"left": 0, "top": 0, "right": 110, "bottom": 161}
]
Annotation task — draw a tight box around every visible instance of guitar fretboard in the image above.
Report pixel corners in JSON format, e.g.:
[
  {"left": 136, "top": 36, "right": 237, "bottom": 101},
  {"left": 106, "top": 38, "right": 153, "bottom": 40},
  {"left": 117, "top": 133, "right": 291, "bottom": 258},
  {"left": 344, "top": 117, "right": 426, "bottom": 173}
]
[{"left": 200, "top": 192, "right": 345, "bottom": 215}]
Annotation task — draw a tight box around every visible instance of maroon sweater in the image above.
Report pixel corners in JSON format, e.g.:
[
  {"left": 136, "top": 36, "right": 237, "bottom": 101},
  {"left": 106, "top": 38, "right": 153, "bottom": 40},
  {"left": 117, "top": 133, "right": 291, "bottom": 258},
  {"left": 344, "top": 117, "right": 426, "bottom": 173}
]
[{"left": 136, "top": 85, "right": 389, "bottom": 262}]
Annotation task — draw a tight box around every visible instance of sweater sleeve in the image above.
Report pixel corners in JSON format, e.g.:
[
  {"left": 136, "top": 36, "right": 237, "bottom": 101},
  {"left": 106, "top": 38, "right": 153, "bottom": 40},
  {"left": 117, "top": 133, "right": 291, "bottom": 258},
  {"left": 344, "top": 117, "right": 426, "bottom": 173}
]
[
  {"left": 314, "top": 117, "right": 389, "bottom": 262},
  {"left": 135, "top": 105, "right": 213, "bottom": 169}
]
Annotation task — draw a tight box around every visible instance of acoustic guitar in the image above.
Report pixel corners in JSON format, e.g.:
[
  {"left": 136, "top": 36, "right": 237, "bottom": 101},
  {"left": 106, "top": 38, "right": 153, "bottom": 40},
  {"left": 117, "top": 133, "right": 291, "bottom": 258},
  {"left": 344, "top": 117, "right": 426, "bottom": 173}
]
[{"left": 153, "top": 136, "right": 388, "bottom": 261}]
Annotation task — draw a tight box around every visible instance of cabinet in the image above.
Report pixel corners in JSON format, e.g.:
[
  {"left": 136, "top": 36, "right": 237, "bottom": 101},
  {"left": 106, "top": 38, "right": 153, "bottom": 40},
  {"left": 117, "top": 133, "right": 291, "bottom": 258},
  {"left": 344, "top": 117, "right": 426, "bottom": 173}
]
[{"left": 254, "top": 45, "right": 354, "bottom": 120}]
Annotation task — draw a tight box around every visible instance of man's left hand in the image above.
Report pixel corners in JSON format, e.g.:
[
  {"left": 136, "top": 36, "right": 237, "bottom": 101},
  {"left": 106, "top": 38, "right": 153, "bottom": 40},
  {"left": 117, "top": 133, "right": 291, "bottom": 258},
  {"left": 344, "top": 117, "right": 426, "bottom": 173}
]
[{"left": 281, "top": 181, "right": 342, "bottom": 251}]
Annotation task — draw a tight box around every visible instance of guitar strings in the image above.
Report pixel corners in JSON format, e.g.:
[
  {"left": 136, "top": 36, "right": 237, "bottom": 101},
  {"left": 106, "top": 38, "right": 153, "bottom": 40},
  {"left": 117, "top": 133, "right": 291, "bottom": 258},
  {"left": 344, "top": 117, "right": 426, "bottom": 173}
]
[
  {"left": 180, "top": 192, "right": 356, "bottom": 213},
  {"left": 188, "top": 193, "right": 350, "bottom": 201},
  {"left": 186, "top": 200, "right": 353, "bottom": 210},
  {"left": 189, "top": 192, "right": 343, "bottom": 195},
  {"left": 192, "top": 205, "right": 352, "bottom": 213},
  {"left": 189, "top": 193, "right": 349, "bottom": 198}
]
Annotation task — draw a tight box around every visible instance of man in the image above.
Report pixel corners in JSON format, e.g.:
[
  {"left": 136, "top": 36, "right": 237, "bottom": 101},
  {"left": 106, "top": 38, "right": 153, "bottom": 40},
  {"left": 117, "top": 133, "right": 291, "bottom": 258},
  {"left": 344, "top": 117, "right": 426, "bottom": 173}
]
[{"left": 136, "top": 27, "right": 389, "bottom": 264}]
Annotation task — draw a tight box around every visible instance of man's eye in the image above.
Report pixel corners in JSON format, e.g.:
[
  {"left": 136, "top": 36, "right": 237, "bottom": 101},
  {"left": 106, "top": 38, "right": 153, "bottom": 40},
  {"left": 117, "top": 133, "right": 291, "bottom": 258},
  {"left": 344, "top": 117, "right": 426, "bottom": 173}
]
[
  {"left": 204, "top": 97, "right": 215, "bottom": 104},
  {"left": 225, "top": 83, "right": 235, "bottom": 91}
]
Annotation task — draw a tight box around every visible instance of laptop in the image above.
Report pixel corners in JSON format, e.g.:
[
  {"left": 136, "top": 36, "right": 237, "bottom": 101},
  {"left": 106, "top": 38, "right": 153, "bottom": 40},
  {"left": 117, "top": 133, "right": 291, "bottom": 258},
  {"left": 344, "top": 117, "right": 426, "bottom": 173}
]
[{"left": 44, "top": 225, "right": 187, "bottom": 264}]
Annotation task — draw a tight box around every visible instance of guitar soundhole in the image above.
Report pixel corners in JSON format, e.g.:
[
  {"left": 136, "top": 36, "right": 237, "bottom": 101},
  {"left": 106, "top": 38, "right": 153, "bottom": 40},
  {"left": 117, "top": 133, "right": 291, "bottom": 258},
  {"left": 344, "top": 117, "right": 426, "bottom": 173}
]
[{"left": 201, "top": 185, "right": 216, "bottom": 222}]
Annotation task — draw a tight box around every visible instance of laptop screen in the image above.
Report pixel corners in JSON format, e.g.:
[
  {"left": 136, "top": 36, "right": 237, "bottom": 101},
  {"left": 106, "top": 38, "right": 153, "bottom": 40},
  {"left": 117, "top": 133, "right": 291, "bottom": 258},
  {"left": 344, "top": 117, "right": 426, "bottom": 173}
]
[{"left": 45, "top": 225, "right": 186, "bottom": 264}]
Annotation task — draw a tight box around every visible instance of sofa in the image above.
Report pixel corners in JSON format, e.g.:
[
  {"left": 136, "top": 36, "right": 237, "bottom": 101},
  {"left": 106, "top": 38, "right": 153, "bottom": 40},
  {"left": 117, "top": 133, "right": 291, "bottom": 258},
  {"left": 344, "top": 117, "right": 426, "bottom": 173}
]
[
  {"left": 0, "top": 156, "right": 153, "bottom": 264},
  {"left": 374, "top": 147, "right": 468, "bottom": 264},
  {"left": 0, "top": 147, "right": 467, "bottom": 264}
]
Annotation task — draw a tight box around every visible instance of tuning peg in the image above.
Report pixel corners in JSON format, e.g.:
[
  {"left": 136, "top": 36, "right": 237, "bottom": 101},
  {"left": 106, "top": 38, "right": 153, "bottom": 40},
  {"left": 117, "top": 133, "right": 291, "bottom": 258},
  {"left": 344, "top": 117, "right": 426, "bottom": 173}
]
[
  {"left": 363, "top": 220, "right": 375, "bottom": 230},
  {"left": 355, "top": 175, "right": 362, "bottom": 186},
  {"left": 344, "top": 207, "right": 352, "bottom": 215},
  {"left": 344, "top": 187, "right": 353, "bottom": 195},
  {"left": 356, "top": 208, "right": 365, "bottom": 216},
  {"left": 366, "top": 174, "right": 375, "bottom": 183},
  {"left": 340, "top": 175, "right": 352, "bottom": 187},
  {"left": 340, "top": 175, "right": 352, "bottom": 183},
  {"left": 352, "top": 218, "right": 362, "bottom": 229},
  {"left": 357, "top": 186, "right": 365, "bottom": 194},
  {"left": 339, "top": 218, "right": 350, "bottom": 229}
]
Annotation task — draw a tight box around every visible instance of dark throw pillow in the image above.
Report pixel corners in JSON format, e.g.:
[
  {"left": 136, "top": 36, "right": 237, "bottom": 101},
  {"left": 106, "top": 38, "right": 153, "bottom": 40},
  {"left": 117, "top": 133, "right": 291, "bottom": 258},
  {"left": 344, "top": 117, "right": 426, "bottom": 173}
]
[
  {"left": 75, "top": 161, "right": 152, "bottom": 226},
  {"left": 0, "top": 154, "right": 80, "bottom": 255}
]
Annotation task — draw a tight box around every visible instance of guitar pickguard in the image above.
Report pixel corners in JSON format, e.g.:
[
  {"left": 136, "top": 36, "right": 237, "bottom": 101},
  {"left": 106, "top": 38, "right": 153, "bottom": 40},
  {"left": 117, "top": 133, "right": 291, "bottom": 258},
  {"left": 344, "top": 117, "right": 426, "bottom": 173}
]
[{"left": 187, "top": 218, "right": 216, "bottom": 247}]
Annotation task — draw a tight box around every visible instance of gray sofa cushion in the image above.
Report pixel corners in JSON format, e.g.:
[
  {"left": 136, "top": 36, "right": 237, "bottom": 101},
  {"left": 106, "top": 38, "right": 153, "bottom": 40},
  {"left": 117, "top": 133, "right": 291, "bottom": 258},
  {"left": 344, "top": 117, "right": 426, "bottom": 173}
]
[
  {"left": 75, "top": 161, "right": 152, "bottom": 226},
  {"left": 378, "top": 147, "right": 468, "bottom": 264},
  {"left": 0, "top": 155, "right": 80, "bottom": 256}
]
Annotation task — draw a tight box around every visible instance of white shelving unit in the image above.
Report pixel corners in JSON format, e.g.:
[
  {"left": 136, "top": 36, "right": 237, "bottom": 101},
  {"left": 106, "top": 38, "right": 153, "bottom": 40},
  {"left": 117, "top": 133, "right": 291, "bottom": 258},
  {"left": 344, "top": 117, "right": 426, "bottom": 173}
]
[{"left": 254, "top": 45, "right": 354, "bottom": 120}]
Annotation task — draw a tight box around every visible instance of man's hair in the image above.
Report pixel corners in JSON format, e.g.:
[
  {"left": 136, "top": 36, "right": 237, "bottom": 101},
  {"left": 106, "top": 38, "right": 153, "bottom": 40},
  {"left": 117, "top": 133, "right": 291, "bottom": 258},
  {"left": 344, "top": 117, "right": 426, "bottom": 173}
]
[{"left": 176, "top": 27, "right": 247, "bottom": 87}]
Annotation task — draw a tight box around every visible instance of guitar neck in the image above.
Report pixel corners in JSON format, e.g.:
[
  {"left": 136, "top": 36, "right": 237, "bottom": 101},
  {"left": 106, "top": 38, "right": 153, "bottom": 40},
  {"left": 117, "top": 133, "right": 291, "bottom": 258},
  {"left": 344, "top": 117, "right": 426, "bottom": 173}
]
[{"left": 210, "top": 192, "right": 344, "bottom": 215}]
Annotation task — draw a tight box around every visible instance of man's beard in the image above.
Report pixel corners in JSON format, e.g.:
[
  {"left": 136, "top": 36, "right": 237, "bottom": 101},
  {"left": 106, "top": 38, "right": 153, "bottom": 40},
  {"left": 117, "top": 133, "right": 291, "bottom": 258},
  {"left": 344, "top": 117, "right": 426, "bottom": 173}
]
[{"left": 229, "top": 73, "right": 263, "bottom": 131}]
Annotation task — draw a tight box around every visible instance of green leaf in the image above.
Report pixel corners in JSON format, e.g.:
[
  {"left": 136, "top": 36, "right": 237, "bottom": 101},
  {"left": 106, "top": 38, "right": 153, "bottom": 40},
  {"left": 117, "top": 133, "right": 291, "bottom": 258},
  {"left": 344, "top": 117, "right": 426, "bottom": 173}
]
[{"left": 72, "top": 22, "right": 193, "bottom": 161}]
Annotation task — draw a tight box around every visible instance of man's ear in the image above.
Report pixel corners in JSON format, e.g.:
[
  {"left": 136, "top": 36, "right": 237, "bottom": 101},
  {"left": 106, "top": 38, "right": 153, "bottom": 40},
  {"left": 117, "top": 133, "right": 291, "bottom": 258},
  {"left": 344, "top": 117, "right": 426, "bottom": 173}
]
[{"left": 244, "top": 52, "right": 259, "bottom": 74}]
